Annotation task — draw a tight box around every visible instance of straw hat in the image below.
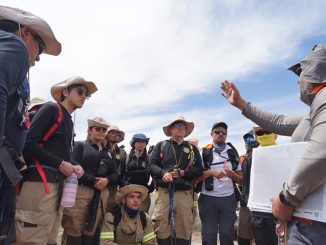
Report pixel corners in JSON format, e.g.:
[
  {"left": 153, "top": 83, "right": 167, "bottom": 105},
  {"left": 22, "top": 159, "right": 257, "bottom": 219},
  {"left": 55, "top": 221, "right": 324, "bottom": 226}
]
[
  {"left": 50, "top": 76, "right": 97, "bottom": 102},
  {"left": 115, "top": 184, "right": 148, "bottom": 205},
  {"left": 87, "top": 117, "right": 110, "bottom": 128},
  {"left": 0, "top": 5, "right": 61, "bottom": 55},
  {"left": 107, "top": 125, "right": 125, "bottom": 143},
  {"left": 27, "top": 97, "right": 46, "bottom": 111},
  {"left": 163, "top": 116, "right": 194, "bottom": 137}
]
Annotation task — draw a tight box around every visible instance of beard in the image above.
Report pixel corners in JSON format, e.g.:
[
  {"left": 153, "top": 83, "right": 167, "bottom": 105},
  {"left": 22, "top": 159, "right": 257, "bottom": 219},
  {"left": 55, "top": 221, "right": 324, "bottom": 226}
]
[{"left": 299, "top": 81, "right": 315, "bottom": 105}]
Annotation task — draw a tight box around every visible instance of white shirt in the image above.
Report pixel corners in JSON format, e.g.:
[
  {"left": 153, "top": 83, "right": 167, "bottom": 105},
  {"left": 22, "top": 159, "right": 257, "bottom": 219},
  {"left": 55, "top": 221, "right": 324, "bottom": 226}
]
[{"left": 201, "top": 144, "right": 241, "bottom": 197}]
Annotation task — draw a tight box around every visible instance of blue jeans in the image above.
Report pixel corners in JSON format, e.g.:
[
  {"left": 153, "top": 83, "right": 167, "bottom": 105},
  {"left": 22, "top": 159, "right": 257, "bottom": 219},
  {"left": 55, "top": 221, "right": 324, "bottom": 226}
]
[{"left": 287, "top": 219, "right": 326, "bottom": 244}]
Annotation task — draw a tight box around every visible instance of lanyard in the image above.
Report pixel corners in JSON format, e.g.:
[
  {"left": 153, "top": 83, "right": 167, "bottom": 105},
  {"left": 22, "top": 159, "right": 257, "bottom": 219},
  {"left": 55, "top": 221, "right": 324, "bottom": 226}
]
[{"left": 170, "top": 140, "right": 183, "bottom": 168}]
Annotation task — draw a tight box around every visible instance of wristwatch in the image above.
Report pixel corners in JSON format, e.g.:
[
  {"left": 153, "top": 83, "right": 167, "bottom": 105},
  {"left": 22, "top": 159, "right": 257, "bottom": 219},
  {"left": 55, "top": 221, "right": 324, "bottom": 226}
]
[{"left": 279, "top": 191, "right": 292, "bottom": 206}]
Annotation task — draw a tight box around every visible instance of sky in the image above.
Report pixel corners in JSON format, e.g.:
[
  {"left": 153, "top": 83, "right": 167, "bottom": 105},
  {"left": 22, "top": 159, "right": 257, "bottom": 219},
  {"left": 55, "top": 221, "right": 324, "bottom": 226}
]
[{"left": 3, "top": 0, "right": 326, "bottom": 154}]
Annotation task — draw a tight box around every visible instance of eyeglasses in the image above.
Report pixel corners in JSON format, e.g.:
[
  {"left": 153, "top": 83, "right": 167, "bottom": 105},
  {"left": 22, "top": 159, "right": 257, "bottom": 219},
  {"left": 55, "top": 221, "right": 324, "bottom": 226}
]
[
  {"left": 94, "top": 127, "right": 107, "bottom": 133},
  {"left": 31, "top": 31, "right": 45, "bottom": 55},
  {"left": 255, "top": 130, "right": 272, "bottom": 136},
  {"left": 74, "top": 87, "right": 91, "bottom": 99},
  {"left": 213, "top": 130, "right": 227, "bottom": 136},
  {"left": 172, "top": 122, "right": 186, "bottom": 129}
]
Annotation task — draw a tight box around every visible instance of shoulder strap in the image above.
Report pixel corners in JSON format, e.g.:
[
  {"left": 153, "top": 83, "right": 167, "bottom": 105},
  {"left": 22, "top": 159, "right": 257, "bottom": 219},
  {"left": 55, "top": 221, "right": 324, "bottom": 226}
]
[
  {"left": 35, "top": 103, "right": 63, "bottom": 194},
  {"left": 41, "top": 103, "right": 63, "bottom": 144},
  {"left": 226, "top": 142, "right": 240, "bottom": 171},
  {"left": 139, "top": 210, "right": 147, "bottom": 229}
]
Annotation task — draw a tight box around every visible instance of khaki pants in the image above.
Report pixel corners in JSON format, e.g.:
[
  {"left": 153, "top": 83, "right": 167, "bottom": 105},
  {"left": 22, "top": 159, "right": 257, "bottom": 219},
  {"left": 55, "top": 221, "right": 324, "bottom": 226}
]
[
  {"left": 14, "top": 181, "right": 63, "bottom": 245},
  {"left": 61, "top": 185, "right": 108, "bottom": 240},
  {"left": 106, "top": 186, "right": 117, "bottom": 212},
  {"left": 238, "top": 206, "right": 255, "bottom": 240},
  {"left": 151, "top": 188, "right": 194, "bottom": 240}
]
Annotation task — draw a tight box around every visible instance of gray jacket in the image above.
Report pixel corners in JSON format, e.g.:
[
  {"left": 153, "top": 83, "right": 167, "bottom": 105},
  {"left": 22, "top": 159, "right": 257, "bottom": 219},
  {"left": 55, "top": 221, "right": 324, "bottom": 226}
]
[{"left": 242, "top": 87, "right": 326, "bottom": 207}]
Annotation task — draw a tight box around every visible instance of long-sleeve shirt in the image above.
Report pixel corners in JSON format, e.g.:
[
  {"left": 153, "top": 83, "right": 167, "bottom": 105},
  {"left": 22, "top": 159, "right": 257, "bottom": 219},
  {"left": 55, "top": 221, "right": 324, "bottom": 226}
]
[
  {"left": 0, "top": 29, "right": 29, "bottom": 153},
  {"left": 150, "top": 139, "right": 203, "bottom": 189},
  {"left": 23, "top": 102, "right": 73, "bottom": 182},
  {"left": 242, "top": 88, "right": 326, "bottom": 207},
  {"left": 73, "top": 139, "right": 118, "bottom": 185}
]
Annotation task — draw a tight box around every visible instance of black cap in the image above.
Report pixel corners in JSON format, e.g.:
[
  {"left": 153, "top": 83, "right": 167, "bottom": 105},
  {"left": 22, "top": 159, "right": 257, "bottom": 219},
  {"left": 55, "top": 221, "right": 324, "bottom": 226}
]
[
  {"left": 211, "top": 122, "right": 227, "bottom": 131},
  {"left": 243, "top": 130, "right": 254, "bottom": 139}
]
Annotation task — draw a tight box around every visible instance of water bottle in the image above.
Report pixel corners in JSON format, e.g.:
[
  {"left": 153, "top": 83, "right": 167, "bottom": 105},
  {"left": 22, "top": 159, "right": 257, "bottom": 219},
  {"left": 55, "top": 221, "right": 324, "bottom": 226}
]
[{"left": 61, "top": 173, "right": 78, "bottom": 207}]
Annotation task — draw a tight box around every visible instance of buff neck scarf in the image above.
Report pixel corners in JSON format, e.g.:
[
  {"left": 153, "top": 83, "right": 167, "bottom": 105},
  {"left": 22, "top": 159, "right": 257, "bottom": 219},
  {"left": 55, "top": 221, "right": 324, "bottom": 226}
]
[{"left": 256, "top": 134, "right": 277, "bottom": 147}]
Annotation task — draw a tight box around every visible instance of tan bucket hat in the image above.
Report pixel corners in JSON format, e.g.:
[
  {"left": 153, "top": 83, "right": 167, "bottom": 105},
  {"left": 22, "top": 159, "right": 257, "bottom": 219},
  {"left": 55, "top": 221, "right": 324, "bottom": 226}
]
[
  {"left": 107, "top": 125, "right": 125, "bottom": 143},
  {"left": 87, "top": 117, "right": 110, "bottom": 129},
  {"left": 50, "top": 76, "right": 97, "bottom": 102},
  {"left": 163, "top": 116, "right": 194, "bottom": 137},
  {"left": 115, "top": 184, "right": 148, "bottom": 205},
  {"left": 27, "top": 97, "right": 46, "bottom": 111},
  {"left": 0, "top": 5, "right": 61, "bottom": 55}
]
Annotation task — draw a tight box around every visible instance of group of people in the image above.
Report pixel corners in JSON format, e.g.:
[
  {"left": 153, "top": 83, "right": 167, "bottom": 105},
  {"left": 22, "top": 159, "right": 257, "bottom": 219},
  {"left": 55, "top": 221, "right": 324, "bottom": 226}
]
[{"left": 1, "top": 4, "right": 326, "bottom": 245}]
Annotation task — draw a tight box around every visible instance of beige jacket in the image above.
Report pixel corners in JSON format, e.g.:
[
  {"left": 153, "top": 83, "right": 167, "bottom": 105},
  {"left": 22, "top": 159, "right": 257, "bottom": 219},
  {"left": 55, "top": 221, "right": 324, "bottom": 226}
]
[{"left": 242, "top": 87, "right": 326, "bottom": 207}]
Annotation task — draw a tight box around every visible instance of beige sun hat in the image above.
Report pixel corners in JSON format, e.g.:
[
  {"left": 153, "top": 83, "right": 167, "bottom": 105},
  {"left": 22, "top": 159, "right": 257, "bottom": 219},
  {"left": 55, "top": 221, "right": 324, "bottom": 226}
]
[
  {"left": 163, "top": 116, "right": 194, "bottom": 137},
  {"left": 107, "top": 125, "right": 125, "bottom": 143},
  {"left": 115, "top": 184, "right": 148, "bottom": 205},
  {"left": 87, "top": 117, "right": 110, "bottom": 129},
  {"left": 27, "top": 97, "right": 46, "bottom": 111},
  {"left": 0, "top": 5, "right": 61, "bottom": 55},
  {"left": 50, "top": 76, "right": 97, "bottom": 102}
]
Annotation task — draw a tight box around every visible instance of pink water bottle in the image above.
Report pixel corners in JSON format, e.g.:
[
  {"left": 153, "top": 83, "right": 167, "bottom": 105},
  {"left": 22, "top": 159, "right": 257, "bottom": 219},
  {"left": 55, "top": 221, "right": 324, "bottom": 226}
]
[{"left": 61, "top": 173, "right": 78, "bottom": 207}]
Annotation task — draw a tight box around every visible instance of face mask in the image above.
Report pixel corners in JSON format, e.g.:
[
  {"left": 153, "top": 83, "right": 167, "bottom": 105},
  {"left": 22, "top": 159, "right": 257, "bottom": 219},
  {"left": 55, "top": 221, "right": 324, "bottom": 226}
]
[
  {"left": 256, "top": 134, "right": 276, "bottom": 147},
  {"left": 299, "top": 77, "right": 315, "bottom": 105}
]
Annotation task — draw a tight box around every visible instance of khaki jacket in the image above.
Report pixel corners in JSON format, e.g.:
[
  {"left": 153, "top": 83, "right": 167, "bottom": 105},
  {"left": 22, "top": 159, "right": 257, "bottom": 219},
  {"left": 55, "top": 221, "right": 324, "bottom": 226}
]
[{"left": 100, "top": 211, "right": 157, "bottom": 245}]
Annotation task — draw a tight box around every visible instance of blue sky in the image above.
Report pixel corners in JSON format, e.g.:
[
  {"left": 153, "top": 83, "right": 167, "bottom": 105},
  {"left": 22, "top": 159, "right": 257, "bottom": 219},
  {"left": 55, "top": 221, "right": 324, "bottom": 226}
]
[{"left": 3, "top": 0, "right": 326, "bottom": 153}]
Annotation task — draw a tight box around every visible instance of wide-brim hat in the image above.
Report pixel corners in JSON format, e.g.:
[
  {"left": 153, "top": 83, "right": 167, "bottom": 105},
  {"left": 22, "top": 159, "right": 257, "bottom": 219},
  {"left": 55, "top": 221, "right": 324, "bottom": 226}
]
[
  {"left": 288, "top": 44, "right": 326, "bottom": 84},
  {"left": 130, "top": 133, "right": 150, "bottom": 146},
  {"left": 253, "top": 126, "right": 278, "bottom": 139},
  {"left": 27, "top": 97, "right": 46, "bottom": 111},
  {"left": 163, "top": 116, "right": 194, "bottom": 137},
  {"left": 107, "top": 125, "right": 125, "bottom": 143},
  {"left": 115, "top": 184, "right": 148, "bottom": 205},
  {"left": 87, "top": 117, "right": 110, "bottom": 129},
  {"left": 50, "top": 76, "right": 97, "bottom": 102},
  {"left": 0, "top": 5, "right": 61, "bottom": 55}
]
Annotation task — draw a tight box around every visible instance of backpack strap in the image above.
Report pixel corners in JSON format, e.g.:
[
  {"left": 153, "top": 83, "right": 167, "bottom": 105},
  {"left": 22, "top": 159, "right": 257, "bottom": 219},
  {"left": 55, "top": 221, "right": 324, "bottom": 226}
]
[
  {"left": 226, "top": 142, "right": 240, "bottom": 171},
  {"left": 35, "top": 103, "right": 63, "bottom": 194}
]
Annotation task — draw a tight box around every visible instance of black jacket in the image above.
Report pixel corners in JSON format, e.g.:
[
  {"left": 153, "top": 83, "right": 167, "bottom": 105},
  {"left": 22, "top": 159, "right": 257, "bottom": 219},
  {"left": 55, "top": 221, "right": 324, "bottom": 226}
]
[
  {"left": 23, "top": 102, "right": 74, "bottom": 183},
  {"left": 73, "top": 139, "right": 118, "bottom": 187},
  {"left": 150, "top": 139, "right": 203, "bottom": 190}
]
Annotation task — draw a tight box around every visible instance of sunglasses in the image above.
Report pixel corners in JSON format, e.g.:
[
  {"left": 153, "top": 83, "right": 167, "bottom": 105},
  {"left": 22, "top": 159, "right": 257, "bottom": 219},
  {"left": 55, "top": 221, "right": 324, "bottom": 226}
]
[
  {"left": 108, "top": 131, "right": 120, "bottom": 136},
  {"left": 172, "top": 122, "right": 186, "bottom": 129},
  {"left": 94, "top": 127, "right": 107, "bottom": 133},
  {"left": 213, "top": 130, "right": 227, "bottom": 136},
  {"left": 31, "top": 31, "right": 45, "bottom": 55},
  {"left": 255, "top": 130, "right": 272, "bottom": 136},
  {"left": 74, "top": 87, "right": 91, "bottom": 99}
]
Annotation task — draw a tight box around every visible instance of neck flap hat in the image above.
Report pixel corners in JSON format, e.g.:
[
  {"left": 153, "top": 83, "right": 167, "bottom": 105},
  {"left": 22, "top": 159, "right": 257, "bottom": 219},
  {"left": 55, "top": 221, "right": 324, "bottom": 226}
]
[
  {"left": 0, "top": 5, "right": 61, "bottom": 55},
  {"left": 288, "top": 44, "right": 326, "bottom": 84}
]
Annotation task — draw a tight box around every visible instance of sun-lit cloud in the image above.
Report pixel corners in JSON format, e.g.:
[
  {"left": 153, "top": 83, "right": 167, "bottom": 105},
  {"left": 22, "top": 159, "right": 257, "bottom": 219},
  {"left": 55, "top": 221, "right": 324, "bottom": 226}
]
[{"left": 2, "top": 0, "right": 325, "bottom": 153}]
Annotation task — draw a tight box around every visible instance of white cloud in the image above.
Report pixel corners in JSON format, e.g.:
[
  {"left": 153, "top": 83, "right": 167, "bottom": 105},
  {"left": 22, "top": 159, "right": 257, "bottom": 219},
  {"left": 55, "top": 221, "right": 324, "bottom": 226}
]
[{"left": 2, "top": 0, "right": 324, "bottom": 153}]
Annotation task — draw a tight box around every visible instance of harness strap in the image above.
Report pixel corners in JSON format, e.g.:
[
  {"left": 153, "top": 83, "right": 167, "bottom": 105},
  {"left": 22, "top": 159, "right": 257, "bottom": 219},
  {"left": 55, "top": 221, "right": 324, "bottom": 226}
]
[{"left": 35, "top": 103, "right": 63, "bottom": 194}]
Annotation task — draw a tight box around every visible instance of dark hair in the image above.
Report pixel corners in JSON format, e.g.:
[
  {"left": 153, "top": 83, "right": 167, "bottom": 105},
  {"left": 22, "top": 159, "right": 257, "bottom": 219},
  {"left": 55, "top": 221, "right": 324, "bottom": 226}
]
[
  {"left": 60, "top": 84, "right": 87, "bottom": 102},
  {"left": 0, "top": 20, "right": 20, "bottom": 33}
]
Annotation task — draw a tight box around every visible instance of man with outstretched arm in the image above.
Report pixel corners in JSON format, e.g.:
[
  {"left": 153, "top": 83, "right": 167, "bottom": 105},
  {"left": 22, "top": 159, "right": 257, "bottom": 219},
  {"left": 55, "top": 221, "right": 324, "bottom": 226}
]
[{"left": 220, "top": 44, "right": 326, "bottom": 244}]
